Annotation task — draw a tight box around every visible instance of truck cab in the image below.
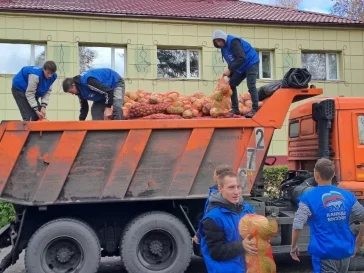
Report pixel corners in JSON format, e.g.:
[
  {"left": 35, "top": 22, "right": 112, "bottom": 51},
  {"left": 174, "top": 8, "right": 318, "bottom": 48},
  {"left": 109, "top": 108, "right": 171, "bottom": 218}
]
[{"left": 287, "top": 97, "right": 364, "bottom": 201}]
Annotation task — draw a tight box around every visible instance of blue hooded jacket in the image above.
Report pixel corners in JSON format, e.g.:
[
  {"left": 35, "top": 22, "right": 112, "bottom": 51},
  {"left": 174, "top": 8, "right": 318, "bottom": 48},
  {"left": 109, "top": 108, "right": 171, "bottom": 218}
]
[{"left": 213, "top": 30, "right": 259, "bottom": 74}]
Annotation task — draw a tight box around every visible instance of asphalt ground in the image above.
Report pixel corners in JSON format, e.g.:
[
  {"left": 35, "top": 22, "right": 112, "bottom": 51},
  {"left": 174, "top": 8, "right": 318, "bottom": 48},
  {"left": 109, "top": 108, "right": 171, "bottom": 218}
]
[{"left": 0, "top": 246, "right": 315, "bottom": 273}]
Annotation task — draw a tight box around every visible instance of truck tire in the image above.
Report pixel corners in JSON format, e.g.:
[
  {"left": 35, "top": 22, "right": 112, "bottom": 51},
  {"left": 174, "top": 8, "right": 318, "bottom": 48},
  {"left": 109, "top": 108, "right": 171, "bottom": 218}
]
[
  {"left": 120, "top": 211, "right": 192, "bottom": 273},
  {"left": 25, "top": 218, "right": 101, "bottom": 273}
]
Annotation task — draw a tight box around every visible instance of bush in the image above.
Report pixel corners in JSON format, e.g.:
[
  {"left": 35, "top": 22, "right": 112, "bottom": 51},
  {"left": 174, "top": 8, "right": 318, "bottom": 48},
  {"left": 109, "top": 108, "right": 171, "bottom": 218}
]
[
  {"left": 0, "top": 202, "right": 15, "bottom": 228},
  {"left": 263, "top": 165, "right": 288, "bottom": 198}
]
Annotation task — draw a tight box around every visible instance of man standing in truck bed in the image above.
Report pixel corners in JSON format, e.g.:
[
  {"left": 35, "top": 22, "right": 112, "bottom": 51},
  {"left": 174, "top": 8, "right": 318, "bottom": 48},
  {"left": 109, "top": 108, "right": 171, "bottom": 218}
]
[
  {"left": 291, "top": 158, "right": 364, "bottom": 273},
  {"left": 12, "top": 61, "right": 57, "bottom": 121},
  {"left": 62, "top": 68, "right": 125, "bottom": 120},
  {"left": 212, "top": 30, "right": 260, "bottom": 118}
]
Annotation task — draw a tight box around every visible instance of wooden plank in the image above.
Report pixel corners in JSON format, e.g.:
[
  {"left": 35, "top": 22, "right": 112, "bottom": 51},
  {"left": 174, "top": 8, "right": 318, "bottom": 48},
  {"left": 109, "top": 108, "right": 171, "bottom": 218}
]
[
  {"left": 167, "top": 128, "right": 214, "bottom": 196},
  {"left": 0, "top": 131, "right": 29, "bottom": 195},
  {"left": 101, "top": 129, "right": 152, "bottom": 199},
  {"left": 32, "top": 131, "right": 86, "bottom": 204}
]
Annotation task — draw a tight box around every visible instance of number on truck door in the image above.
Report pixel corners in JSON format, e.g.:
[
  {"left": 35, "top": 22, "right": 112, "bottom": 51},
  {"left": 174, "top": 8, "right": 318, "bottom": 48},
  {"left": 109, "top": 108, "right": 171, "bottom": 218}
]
[{"left": 255, "top": 127, "right": 265, "bottom": 150}]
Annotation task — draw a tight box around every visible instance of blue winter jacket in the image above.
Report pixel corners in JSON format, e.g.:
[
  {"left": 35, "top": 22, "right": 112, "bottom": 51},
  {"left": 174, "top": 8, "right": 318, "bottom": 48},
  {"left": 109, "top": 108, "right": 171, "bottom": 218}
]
[{"left": 222, "top": 35, "right": 259, "bottom": 74}]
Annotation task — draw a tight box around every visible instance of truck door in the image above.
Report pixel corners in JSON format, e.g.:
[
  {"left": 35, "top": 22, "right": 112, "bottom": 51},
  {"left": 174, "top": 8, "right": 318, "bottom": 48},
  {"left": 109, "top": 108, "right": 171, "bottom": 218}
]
[{"left": 353, "top": 113, "right": 364, "bottom": 181}]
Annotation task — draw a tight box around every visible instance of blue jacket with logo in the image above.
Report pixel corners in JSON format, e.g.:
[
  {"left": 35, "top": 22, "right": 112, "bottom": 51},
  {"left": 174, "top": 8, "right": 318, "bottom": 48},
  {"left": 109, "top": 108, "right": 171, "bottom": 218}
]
[
  {"left": 79, "top": 68, "right": 120, "bottom": 102},
  {"left": 221, "top": 35, "right": 259, "bottom": 74},
  {"left": 200, "top": 193, "right": 255, "bottom": 273},
  {"left": 299, "top": 185, "right": 357, "bottom": 260},
  {"left": 12, "top": 66, "right": 57, "bottom": 98}
]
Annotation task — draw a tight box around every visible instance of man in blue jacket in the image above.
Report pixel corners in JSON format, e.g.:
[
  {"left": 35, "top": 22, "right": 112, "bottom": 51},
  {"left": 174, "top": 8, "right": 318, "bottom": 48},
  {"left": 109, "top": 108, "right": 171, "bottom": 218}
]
[
  {"left": 291, "top": 158, "right": 364, "bottom": 273},
  {"left": 200, "top": 171, "right": 257, "bottom": 273},
  {"left": 62, "top": 68, "right": 125, "bottom": 120},
  {"left": 12, "top": 61, "right": 57, "bottom": 121},
  {"left": 212, "top": 30, "right": 260, "bottom": 118}
]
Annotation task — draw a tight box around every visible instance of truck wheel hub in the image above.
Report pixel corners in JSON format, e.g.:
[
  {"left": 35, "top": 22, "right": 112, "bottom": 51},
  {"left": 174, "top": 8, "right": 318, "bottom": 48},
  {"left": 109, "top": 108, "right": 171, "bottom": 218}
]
[
  {"left": 149, "top": 240, "right": 163, "bottom": 255},
  {"left": 56, "top": 248, "right": 72, "bottom": 263}
]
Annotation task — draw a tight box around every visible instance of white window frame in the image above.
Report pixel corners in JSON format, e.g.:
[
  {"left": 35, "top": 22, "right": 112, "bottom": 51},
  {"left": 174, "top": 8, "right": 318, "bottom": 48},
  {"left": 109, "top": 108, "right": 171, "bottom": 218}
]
[
  {"left": 78, "top": 46, "right": 126, "bottom": 75},
  {"left": 257, "top": 51, "right": 273, "bottom": 80},
  {"left": 301, "top": 52, "right": 340, "bottom": 81},
  {"left": 28, "top": 44, "right": 46, "bottom": 66},
  {"left": 157, "top": 48, "right": 201, "bottom": 79},
  {"left": 325, "top": 52, "right": 339, "bottom": 81}
]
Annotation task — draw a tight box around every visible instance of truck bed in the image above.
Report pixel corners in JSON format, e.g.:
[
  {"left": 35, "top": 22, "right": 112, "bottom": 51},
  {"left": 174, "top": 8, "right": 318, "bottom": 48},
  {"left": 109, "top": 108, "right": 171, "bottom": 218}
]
[{"left": 0, "top": 88, "right": 322, "bottom": 206}]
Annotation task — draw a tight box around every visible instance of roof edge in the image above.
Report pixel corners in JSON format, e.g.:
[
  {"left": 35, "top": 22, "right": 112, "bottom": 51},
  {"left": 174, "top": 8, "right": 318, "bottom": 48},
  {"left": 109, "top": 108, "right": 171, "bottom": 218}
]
[
  {"left": 1, "top": 8, "right": 364, "bottom": 28},
  {"left": 241, "top": 0, "right": 364, "bottom": 24}
]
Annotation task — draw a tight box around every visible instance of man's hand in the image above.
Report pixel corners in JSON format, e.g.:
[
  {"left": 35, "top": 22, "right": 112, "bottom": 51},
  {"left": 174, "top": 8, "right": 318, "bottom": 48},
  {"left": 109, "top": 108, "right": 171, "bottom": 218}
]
[
  {"left": 223, "top": 68, "right": 231, "bottom": 77},
  {"left": 353, "top": 222, "right": 364, "bottom": 257},
  {"left": 35, "top": 110, "right": 45, "bottom": 120},
  {"left": 104, "top": 107, "right": 112, "bottom": 120},
  {"left": 243, "top": 234, "right": 258, "bottom": 255},
  {"left": 40, "top": 107, "right": 46, "bottom": 118},
  {"left": 290, "top": 246, "right": 300, "bottom": 262},
  {"left": 223, "top": 76, "right": 230, "bottom": 83},
  {"left": 193, "top": 235, "right": 200, "bottom": 245}
]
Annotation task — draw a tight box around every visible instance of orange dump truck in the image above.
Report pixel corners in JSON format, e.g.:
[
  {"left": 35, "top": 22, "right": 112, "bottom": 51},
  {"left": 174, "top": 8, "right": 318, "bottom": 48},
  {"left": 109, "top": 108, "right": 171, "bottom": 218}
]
[{"left": 0, "top": 86, "right": 363, "bottom": 273}]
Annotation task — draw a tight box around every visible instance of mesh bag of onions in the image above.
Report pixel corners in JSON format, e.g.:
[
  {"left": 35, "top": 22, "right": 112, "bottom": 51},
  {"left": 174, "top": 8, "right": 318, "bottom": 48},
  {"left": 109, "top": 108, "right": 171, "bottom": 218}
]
[
  {"left": 127, "top": 102, "right": 170, "bottom": 119},
  {"left": 139, "top": 114, "right": 183, "bottom": 119},
  {"left": 239, "top": 214, "right": 278, "bottom": 273},
  {"left": 209, "top": 76, "right": 233, "bottom": 118}
]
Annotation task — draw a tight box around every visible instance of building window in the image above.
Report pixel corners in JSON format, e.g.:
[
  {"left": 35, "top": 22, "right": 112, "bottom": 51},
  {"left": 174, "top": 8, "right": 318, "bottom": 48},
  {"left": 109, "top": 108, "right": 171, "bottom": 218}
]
[
  {"left": 79, "top": 46, "right": 125, "bottom": 76},
  {"left": 0, "top": 43, "right": 46, "bottom": 74},
  {"left": 157, "top": 49, "right": 200, "bottom": 79},
  {"left": 257, "top": 51, "right": 273, "bottom": 80},
  {"left": 301, "top": 52, "right": 339, "bottom": 81}
]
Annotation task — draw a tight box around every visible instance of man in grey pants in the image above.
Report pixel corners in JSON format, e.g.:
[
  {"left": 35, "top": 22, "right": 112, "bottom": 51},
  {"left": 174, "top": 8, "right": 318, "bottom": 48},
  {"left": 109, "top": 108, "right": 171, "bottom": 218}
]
[
  {"left": 291, "top": 158, "right": 364, "bottom": 273},
  {"left": 62, "top": 68, "right": 125, "bottom": 120}
]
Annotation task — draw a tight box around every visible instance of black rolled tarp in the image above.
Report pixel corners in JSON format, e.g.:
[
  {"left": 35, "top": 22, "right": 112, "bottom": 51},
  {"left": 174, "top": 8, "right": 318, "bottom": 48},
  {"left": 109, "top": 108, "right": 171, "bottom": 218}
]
[
  {"left": 281, "top": 68, "right": 312, "bottom": 89},
  {"left": 258, "top": 68, "right": 312, "bottom": 101}
]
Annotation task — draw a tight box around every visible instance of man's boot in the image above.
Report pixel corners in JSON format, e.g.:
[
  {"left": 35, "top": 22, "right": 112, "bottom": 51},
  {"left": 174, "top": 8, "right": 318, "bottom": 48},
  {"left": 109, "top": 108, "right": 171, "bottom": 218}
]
[
  {"left": 245, "top": 110, "right": 256, "bottom": 118},
  {"left": 245, "top": 103, "right": 259, "bottom": 118},
  {"left": 230, "top": 109, "right": 240, "bottom": 115}
]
